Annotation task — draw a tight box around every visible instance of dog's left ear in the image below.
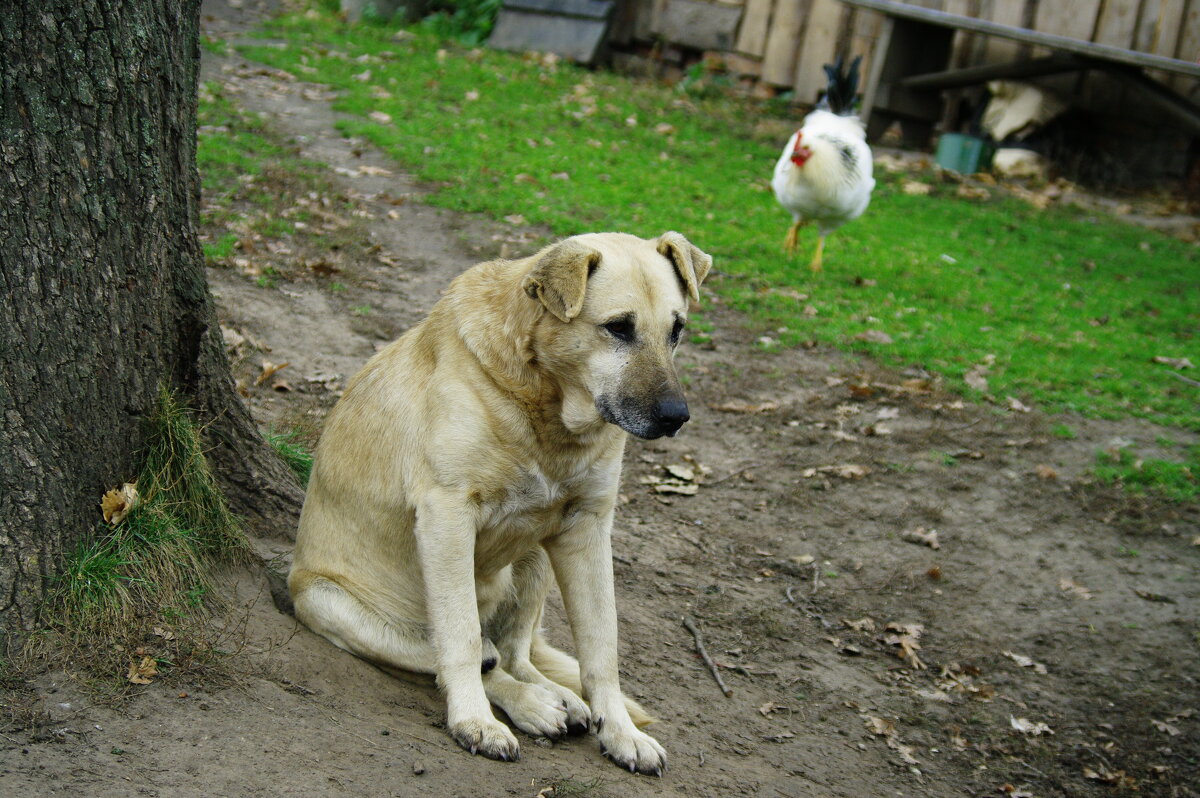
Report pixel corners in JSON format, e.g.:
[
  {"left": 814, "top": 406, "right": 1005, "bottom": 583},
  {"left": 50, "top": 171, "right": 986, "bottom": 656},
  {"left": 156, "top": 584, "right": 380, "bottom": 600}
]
[
  {"left": 657, "top": 231, "right": 712, "bottom": 304},
  {"left": 522, "top": 239, "right": 602, "bottom": 323}
]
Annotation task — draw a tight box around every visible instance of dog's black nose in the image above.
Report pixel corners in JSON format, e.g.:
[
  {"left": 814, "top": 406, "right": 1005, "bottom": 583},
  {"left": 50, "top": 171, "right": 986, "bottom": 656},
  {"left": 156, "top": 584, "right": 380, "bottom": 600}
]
[{"left": 655, "top": 397, "right": 690, "bottom": 434}]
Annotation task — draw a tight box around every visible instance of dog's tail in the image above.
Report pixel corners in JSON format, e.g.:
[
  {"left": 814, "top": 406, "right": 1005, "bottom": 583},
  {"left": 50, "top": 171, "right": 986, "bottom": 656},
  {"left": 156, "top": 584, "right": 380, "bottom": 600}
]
[{"left": 530, "top": 633, "right": 656, "bottom": 727}]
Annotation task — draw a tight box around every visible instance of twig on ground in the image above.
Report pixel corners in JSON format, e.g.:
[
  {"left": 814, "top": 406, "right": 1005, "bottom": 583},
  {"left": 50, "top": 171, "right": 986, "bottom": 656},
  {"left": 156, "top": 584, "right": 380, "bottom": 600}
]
[
  {"left": 681, "top": 615, "right": 732, "bottom": 697},
  {"left": 785, "top": 585, "right": 796, "bottom": 604},
  {"left": 1168, "top": 370, "right": 1200, "bottom": 388},
  {"left": 811, "top": 562, "right": 821, "bottom": 595},
  {"left": 709, "top": 462, "right": 765, "bottom": 484}
]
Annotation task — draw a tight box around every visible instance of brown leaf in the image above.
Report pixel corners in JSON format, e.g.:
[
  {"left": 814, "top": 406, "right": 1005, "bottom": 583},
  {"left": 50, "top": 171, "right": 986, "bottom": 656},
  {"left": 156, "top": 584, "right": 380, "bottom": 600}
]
[
  {"left": 1059, "top": 578, "right": 1093, "bottom": 599},
  {"left": 902, "top": 180, "right": 932, "bottom": 195},
  {"left": 1033, "top": 464, "right": 1058, "bottom": 480},
  {"left": 758, "top": 701, "right": 784, "bottom": 717},
  {"left": 1009, "top": 716, "right": 1053, "bottom": 736},
  {"left": 255, "top": 360, "right": 290, "bottom": 386},
  {"left": 843, "top": 617, "right": 876, "bottom": 633},
  {"left": 100, "top": 483, "right": 139, "bottom": 525},
  {"left": 127, "top": 655, "right": 158, "bottom": 685},
  {"left": 368, "top": 110, "right": 392, "bottom": 124},
  {"left": 1152, "top": 355, "right": 1193, "bottom": 370}
]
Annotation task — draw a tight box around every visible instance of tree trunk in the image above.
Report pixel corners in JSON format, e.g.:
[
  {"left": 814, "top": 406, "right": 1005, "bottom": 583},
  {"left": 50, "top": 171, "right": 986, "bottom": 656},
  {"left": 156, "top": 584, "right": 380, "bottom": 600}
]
[{"left": 0, "top": 0, "right": 303, "bottom": 636}]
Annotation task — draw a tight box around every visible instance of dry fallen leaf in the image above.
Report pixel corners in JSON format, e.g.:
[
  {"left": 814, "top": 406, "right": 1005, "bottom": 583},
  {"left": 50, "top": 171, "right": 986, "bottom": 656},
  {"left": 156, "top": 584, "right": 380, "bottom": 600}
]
[
  {"left": 901, "top": 527, "right": 940, "bottom": 549},
  {"left": 1009, "top": 716, "right": 1053, "bottom": 736},
  {"left": 1059, "top": 578, "right": 1093, "bottom": 599},
  {"left": 885, "top": 622, "right": 925, "bottom": 670},
  {"left": 843, "top": 617, "right": 876, "bottom": 633},
  {"left": 368, "top": 111, "right": 392, "bottom": 124},
  {"left": 1002, "top": 650, "right": 1048, "bottom": 674},
  {"left": 255, "top": 360, "right": 290, "bottom": 387},
  {"left": 902, "top": 180, "right": 932, "bottom": 195},
  {"left": 1033, "top": 464, "right": 1058, "bottom": 480},
  {"left": 854, "top": 329, "right": 893, "bottom": 345},
  {"left": 1006, "top": 396, "right": 1032, "bottom": 413},
  {"left": 100, "top": 482, "right": 139, "bottom": 525},
  {"left": 127, "top": 655, "right": 158, "bottom": 685},
  {"left": 758, "top": 701, "right": 785, "bottom": 717},
  {"left": 357, "top": 165, "right": 392, "bottom": 177},
  {"left": 1151, "top": 355, "right": 1193, "bottom": 370},
  {"left": 665, "top": 463, "right": 695, "bottom": 482},
  {"left": 1151, "top": 719, "right": 1181, "bottom": 736},
  {"left": 1083, "top": 766, "right": 1136, "bottom": 788}
]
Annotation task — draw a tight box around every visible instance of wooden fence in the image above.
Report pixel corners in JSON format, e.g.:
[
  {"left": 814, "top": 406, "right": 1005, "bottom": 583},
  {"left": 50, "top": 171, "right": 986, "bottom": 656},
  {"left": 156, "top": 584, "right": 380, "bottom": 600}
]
[{"left": 609, "top": 0, "right": 1200, "bottom": 105}]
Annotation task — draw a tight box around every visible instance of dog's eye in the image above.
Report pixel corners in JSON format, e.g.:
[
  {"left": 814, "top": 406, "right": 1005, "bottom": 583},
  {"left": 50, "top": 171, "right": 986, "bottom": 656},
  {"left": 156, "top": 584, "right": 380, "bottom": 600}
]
[
  {"left": 670, "top": 318, "right": 685, "bottom": 344},
  {"left": 602, "top": 319, "right": 635, "bottom": 342}
]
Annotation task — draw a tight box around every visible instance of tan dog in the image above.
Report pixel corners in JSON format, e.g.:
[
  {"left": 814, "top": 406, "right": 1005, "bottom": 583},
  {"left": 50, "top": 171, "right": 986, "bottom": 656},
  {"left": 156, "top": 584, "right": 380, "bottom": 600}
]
[{"left": 289, "top": 232, "right": 711, "bottom": 774}]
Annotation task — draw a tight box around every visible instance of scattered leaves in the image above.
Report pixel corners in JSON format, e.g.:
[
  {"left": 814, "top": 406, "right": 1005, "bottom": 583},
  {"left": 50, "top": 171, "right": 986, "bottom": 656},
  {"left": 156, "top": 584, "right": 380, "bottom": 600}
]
[
  {"left": 843, "top": 617, "right": 876, "bottom": 633},
  {"left": 902, "top": 180, "right": 932, "bottom": 196},
  {"left": 1083, "top": 766, "right": 1136, "bottom": 788},
  {"left": 1033, "top": 464, "right": 1058, "bottom": 480},
  {"left": 862, "top": 714, "right": 920, "bottom": 764}
]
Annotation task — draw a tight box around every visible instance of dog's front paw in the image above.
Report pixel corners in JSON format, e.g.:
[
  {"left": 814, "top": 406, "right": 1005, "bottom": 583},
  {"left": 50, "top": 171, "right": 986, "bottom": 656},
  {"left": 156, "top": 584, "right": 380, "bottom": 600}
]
[
  {"left": 450, "top": 717, "right": 521, "bottom": 762},
  {"left": 497, "top": 682, "right": 570, "bottom": 739},
  {"left": 596, "top": 720, "right": 667, "bottom": 776}
]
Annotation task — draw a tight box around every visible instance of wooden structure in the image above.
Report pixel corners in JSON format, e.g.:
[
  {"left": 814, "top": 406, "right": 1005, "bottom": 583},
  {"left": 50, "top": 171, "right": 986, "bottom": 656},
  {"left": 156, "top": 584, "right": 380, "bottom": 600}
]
[
  {"left": 606, "top": 0, "right": 1200, "bottom": 128},
  {"left": 489, "top": 0, "right": 617, "bottom": 65},
  {"left": 844, "top": 0, "right": 1200, "bottom": 144}
]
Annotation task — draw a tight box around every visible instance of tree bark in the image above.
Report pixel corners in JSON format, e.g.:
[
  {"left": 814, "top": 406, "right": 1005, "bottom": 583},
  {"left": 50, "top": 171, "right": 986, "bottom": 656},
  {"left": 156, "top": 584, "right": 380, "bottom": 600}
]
[{"left": 0, "top": 0, "right": 303, "bottom": 635}]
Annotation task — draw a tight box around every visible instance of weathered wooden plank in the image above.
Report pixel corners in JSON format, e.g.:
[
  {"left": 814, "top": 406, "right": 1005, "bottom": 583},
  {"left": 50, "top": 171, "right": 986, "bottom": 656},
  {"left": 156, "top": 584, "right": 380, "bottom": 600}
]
[
  {"left": 838, "top": 0, "right": 1200, "bottom": 76},
  {"left": 734, "top": 0, "right": 773, "bottom": 56},
  {"left": 980, "top": 0, "right": 1025, "bottom": 64},
  {"left": 761, "top": 0, "right": 809, "bottom": 86},
  {"left": 1093, "top": 0, "right": 1139, "bottom": 48},
  {"left": 849, "top": 7, "right": 885, "bottom": 83},
  {"left": 1140, "top": 0, "right": 1184, "bottom": 57},
  {"left": 1033, "top": 0, "right": 1100, "bottom": 43},
  {"left": 655, "top": 0, "right": 743, "bottom": 50},
  {"left": 793, "top": 0, "right": 846, "bottom": 102}
]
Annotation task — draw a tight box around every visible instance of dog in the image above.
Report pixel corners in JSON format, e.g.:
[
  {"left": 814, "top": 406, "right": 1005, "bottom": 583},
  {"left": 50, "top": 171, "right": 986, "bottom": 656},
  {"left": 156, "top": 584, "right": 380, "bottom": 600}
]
[{"left": 289, "top": 231, "right": 711, "bottom": 775}]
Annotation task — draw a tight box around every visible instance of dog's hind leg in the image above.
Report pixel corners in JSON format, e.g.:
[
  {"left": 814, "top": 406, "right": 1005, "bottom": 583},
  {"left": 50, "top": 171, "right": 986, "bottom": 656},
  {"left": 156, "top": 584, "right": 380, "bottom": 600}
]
[
  {"left": 291, "top": 573, "right": 437, "bottom": 675},
  {"left": 485, "top": 548, "right": 592, "bottom": 733}
]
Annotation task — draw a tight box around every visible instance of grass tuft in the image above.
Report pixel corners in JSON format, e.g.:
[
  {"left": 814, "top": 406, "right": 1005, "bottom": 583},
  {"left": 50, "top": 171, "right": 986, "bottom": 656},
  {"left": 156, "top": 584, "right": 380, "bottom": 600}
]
[
  {"left": 37, "top": 386, "right": 250, "bottom": 685},
  {"left": 265, "top": 428, "right": 314, "bottom": 487},
  {"left": 1094, "top": 445, "right": 1199, "bottom": 502}
]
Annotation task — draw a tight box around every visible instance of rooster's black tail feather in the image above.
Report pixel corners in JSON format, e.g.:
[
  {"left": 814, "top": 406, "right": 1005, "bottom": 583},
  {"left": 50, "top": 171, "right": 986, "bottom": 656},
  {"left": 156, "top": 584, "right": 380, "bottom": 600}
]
[{"left": 820, "top": 55, "right": 862, "bottom": 116}]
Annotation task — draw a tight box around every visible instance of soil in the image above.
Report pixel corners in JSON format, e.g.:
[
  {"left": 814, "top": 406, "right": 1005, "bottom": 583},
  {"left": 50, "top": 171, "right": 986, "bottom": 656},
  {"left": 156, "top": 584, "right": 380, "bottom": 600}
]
[{"left": 3, "top": 3, "right": 1198, "bottom": 796}]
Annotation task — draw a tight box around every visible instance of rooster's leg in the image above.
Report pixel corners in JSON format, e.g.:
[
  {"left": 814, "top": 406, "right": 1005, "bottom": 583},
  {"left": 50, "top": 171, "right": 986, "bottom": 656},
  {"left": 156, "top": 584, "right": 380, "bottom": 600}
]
[
  {"left": 784, "top": 220, "right": 804, "bottom": 255},
  {"left": 810, "top": 235, "right": 825, "bottom": 273}
]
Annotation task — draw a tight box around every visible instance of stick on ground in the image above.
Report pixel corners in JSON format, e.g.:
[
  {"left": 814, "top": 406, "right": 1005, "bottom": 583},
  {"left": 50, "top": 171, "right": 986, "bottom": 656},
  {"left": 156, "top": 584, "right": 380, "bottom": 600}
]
[{"left": 682, "top": 615, "right": 732, "bottom": 697}]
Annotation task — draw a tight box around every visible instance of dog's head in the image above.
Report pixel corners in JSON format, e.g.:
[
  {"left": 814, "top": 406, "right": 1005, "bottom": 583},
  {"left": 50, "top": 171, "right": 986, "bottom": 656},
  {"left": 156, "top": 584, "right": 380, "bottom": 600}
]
[{"left": 522, "top": 232, "right": 711, "bottom": 440}]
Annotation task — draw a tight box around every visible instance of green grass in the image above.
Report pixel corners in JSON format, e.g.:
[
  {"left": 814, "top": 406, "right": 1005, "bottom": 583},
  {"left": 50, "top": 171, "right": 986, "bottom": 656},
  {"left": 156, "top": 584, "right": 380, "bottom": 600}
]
[
  {"left": 1094, "top": 445, "right": 1199, "bottom": 502},
  {"left": 235, "top": 11, "right": 1197, "bottom": 431},
  {"left": 197, "top": 81, "right": 334, "bottom": 235},
  {"left": 265, "top": 428, "right": 315, "bottom": 487},
  {"left": 45, "top": 387, "right": 249, "bottom": 679}
]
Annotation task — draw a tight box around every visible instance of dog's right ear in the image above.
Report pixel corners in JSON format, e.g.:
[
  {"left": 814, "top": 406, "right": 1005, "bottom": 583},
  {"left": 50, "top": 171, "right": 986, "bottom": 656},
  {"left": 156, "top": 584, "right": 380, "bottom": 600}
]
[{"left": 522, "top": 239, "right": 602, "bottom": 323}]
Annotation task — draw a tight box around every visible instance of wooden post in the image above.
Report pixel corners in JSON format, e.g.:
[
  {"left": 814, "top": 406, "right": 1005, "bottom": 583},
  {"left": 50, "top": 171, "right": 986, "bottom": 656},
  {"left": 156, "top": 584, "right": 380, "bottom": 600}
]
[{"left": 792, "top": 0, "right": 845, "bottom": 103}]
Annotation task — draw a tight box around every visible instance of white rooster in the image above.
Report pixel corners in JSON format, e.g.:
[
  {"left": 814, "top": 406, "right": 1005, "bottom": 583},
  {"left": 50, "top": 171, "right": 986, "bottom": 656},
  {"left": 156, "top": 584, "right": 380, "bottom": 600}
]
[{"left": 772, "top": 56, "right": 875, "bottom": 272}]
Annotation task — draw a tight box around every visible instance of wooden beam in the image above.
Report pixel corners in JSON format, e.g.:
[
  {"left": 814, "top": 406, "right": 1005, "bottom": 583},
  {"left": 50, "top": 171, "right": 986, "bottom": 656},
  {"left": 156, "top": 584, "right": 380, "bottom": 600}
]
[
  {"left": 898, "top": 54, "right": 1085, "bottom": 89},
  {"left": 836, "top": 0, "right": 1200, "bottom": 77},
  {"left": 793, "top": 0, "right": 845, "bottom": 103}
]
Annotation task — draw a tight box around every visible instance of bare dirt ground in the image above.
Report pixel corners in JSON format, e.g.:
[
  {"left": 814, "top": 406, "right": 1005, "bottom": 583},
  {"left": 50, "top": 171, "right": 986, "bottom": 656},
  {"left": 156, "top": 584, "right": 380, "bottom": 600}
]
[{"left": 3, "top": 4, "right": 1198, "bottom": 797}]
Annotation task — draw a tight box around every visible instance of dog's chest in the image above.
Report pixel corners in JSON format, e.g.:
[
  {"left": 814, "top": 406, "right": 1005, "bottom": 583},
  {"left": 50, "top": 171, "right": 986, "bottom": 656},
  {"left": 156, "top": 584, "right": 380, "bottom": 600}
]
[{"left": 478, "top": 465, "right": 588, "bottom": 539}]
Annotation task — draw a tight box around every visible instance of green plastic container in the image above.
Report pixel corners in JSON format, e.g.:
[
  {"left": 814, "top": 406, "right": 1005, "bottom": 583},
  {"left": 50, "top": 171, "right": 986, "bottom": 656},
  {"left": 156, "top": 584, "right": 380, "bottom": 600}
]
[{"left": 935, "top": 133, "right": 994, "bottom": 174}]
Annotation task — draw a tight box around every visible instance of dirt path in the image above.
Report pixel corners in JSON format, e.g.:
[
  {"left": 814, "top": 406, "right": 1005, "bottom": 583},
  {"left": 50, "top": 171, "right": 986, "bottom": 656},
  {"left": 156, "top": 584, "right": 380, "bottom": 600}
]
[{"left": 3, "top": 5, "right": 1198, "bottom": 797}]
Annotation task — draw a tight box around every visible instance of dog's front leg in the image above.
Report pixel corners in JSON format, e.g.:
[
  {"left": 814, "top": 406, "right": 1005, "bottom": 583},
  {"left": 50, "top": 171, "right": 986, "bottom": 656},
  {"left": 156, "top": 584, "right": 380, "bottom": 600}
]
[
  {"left": 416, "top": 492, "right": 520, "bottom": 761},
  {"left": 545, "top": 510, "right": 667, "bottom": 775}
]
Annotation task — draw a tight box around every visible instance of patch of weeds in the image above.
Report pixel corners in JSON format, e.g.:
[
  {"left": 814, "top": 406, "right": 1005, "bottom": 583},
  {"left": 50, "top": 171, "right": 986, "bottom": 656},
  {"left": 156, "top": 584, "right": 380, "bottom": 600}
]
[
  {"left": 203, "top": 232, "right": 239, "bottom": 264},
  {"left": 1051, "top": 423, "right": 1077, "bottom": 440},
  {"left": 352, "top": 304, "right": 373, "bottom": 316},
  {"left": 31, "top": 386, "right": 251, "bottom": 688},
  {"left": 417, "top": 0, "right": 502, "bottom": 46},
  {"left": 1094, "top": 445, "right": 1199, "bottom": 502},
  {"left": 1117, "top": 546, "right": 1141, "bottom": 558},
  {"left": 256, "top": 267, "right": 280, "bottom": 289},
  {"left": 938, "top": 451, "right": 959, "bottom": 467},
  {"left": 329, "top": 281, "right": 347, "bottom": 293},
  {"left": 541, "top": 776, "right": 605, "bottom": 797},
  {"left": 266, "top": 428, "right": 314, "bottom": 488}
]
